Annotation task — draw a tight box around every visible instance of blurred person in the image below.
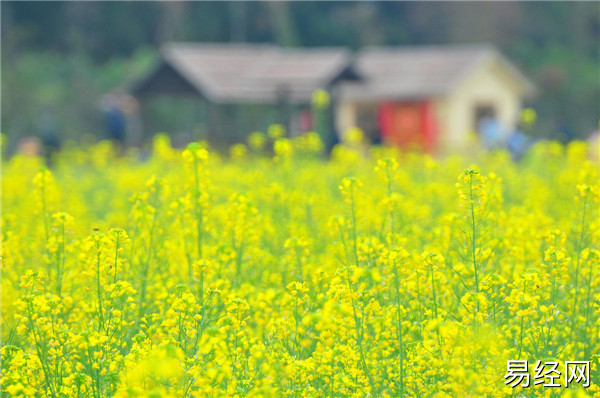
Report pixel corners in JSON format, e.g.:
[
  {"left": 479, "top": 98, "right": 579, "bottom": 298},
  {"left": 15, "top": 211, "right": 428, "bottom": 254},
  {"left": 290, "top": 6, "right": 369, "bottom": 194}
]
[
  {"left": 478, "top": 115, "right": 502, "bottom": 150},
  {"left": 300, "top": 109, "right": 312, "bottom": 132},
  {"left": 293, "top": 107, "right": 312, "bottom": 134},
  {"left": 100, "top": 92, "right": 141, "bottom": 151},
  {"left": 557, "top": 119, "right": 575, "bottom": 143},
  {"left": 37, "top": 107, "right": 61, "bottom": 165},
  {"left": 17, "top": 136, "right": 41, "bottom": 157},
  {"left": 121, "top": 93, "right": 142, "bottom": 147},
  {"left": 507, "top": 123, "right": 530, "bottom": 162},
  {"left": 101, "top": 93, "right": 127, "bottom": 145}
]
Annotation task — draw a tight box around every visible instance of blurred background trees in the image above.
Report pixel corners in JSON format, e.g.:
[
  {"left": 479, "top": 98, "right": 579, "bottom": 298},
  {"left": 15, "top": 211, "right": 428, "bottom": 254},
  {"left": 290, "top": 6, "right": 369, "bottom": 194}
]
[{"left": 2, "top": 1, "right": 598, "bottom": 149}]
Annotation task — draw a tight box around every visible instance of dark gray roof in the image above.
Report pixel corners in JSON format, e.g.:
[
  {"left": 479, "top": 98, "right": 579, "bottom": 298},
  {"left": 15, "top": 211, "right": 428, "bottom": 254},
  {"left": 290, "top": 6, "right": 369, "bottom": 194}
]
[
  {"left": 153, "top": 42, "right": 356, "bottom": 103},
  {"left": 337, "top": 45, "right": 535, "bottom": 101},
  {"left": 132, "top": 43, "right": 534, "bottom": 103}
]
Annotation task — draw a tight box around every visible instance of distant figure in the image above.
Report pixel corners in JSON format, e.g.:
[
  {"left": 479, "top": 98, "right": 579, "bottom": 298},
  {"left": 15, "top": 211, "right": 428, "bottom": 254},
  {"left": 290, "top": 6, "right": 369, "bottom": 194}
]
[
  {"left": 37, "top": 108, "right": 61, "bottom": 165},
  {"left": 507, "top": 124, "right": 530, "bottom": 161},
  {"left": 372, "top": 131, "right": 382, "bottom": 145},
  {"left": 300, "top": 109, "right": 312, "bottom": 132},
  {"left": 17, "top": 136, "right": 41, "bottom": 157},
  {"left": 100, "top": 93, "right": 140, "bottom": 150},
  {"left": 325, "top": 126, "right": 340, "bottom": 154},
  {"left": 121, "top": 94, "right": 142, "bottom": 146},
  {"left": 289, "top": 108, "right": 311, "bottom": 137},
  {"left": 101, "top": 94, "right": 127, "bottom": 144},
  {"left": 557, "top": 120, "right": 575, "bottom": 144},
  {"left": 478, "top": 116, "right": 502, "bottom": 150}
]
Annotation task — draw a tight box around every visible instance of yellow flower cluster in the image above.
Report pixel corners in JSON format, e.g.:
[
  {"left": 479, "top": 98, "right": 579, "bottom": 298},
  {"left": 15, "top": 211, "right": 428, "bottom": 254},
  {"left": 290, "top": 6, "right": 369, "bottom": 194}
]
[{"left": 1, "top": 134, "right": 598, "bottom": 397}]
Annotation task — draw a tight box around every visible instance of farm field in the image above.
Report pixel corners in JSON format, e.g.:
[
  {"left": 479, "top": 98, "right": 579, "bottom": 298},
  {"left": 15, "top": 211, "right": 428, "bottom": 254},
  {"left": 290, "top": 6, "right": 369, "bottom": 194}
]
[{"left": 1, "top": 135, "right": 599, "bottom": 397}]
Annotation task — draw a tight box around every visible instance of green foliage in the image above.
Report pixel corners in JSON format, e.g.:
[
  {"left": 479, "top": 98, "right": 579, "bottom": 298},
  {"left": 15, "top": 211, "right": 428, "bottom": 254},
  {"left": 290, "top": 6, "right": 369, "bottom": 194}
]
[
  {"left": 1, "top": 48, "right": 156, "bottom": 151},
  {"left": 2, "top": 2, "right": 598, "bottom": 146}
]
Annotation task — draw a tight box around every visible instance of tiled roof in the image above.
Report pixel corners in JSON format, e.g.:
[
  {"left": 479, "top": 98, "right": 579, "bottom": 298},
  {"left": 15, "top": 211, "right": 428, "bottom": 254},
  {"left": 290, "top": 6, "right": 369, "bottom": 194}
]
[
  {"left": 133, "top": 43, "right": 534, "bottom": 103},
  {"left": 156, "top": 42, "right": 355, "bottom": 103},
  {"left": 337, "top": 44, "right": 535, "bottom": 101}
]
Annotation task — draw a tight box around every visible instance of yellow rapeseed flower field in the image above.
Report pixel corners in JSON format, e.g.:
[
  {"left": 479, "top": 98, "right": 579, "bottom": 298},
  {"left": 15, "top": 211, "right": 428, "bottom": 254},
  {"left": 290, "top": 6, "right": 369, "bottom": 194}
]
[{"left": 1, "top": 133, "right": 598, "bottom": 397}]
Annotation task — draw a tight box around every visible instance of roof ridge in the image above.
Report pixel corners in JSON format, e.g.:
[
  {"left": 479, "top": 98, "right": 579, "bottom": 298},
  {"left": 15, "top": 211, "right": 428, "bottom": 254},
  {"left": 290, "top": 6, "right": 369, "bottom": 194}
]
[
  {"left": 360, "top": 43, "right": 497, "bottom": 54},
  {"left": 162, "top": 41, "right": 277, "bottom": 50}
]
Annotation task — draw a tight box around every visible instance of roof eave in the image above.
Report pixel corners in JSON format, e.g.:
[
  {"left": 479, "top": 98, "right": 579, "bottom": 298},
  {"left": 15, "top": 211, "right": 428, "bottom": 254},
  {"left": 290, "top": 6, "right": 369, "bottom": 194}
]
[
  {"left": 446, "top": 48, "right": 537, "bottom": 99},
  {"left": 160, "top": 46, "right": 222, "bottom": 101}
]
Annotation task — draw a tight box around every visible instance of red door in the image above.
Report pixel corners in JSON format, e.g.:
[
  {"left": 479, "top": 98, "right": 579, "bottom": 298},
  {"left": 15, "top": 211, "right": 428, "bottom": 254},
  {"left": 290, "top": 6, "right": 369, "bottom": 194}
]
[{"left": 378, "top": 101, "right": 438, "bottom": 152}]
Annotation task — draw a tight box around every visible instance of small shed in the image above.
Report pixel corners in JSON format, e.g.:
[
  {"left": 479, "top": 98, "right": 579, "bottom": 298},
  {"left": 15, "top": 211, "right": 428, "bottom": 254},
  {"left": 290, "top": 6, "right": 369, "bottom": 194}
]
[
  {"left": 335, "top": 45, "right": 536, "bottom": 152},
  {"left": 132, "top": 42, "right": 359, "bottom": 145}
]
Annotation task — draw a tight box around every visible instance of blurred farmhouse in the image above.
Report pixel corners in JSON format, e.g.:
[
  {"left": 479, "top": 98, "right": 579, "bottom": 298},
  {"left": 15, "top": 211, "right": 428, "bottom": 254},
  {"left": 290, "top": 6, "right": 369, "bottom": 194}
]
[
  {"left": 132, "top": 43, "right": 358, "bottom": 149},
  {"left": 4, "top": 2, "right": 598, "bottom": 158},
  {"left": 337, "top": 46, "right": 536, "bottom": 152},
  {"left": 132, "top": 42, "right": 535, "bottom": 153}
]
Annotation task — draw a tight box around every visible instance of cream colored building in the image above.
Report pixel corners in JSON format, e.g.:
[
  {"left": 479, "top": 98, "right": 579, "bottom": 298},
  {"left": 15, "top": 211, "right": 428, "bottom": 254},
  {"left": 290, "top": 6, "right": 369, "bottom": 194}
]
[
  {"left": 132, "top": 43, "right": 534, "bottom": 152},
  {"left": 335, "top": 45, "right": 536, "bottom": 153}
]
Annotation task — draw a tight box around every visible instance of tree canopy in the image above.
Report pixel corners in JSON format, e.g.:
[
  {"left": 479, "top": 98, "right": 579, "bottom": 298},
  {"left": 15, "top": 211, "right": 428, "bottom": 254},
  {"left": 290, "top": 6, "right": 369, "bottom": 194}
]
[{"left": 2, "top": 2, "right": 598, "bottom": 147}]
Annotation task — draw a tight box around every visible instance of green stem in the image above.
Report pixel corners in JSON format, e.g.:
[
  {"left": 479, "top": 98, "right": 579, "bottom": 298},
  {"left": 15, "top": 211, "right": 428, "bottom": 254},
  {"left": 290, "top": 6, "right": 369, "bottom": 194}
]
[
  {"left": 583, "top": 258, "right": 594, "bottom": 358},
  {"left": 386, "top": 167, "right": 395, "bottom": 247},
  {"left": 350, "top": 194, "right": 359, "bottom": 267},
  {"left": 392, "top": 262, "right": 404, "bottom": 398},
  {"left": 430, "top": 262, "right": 438, "bottom": 320},
  {"left": 56, "top": 222, "right": 65, "bottom": 297},
  {"left": 344, "top": 264, "right": 375, "bottom": 396},
  {"left": 517, "top": 315, "right": 525, "bottom": 358},
  {"left": 193, "top": 154, "right": 203, "bottom": 260},
  {"left": 294, "top": 294, "right": 300, "bottom": 358},
  {"left": 113, "top": 234, "right": 120, "bottom": 283},
  {"left": 96, "top": 246, "right": 105, "bottom": 331},
  {"left": 569, "top": 195, "right": 587, "bottom": 345},
  {"left": 138, "top": 214, "right": 157, "bottom": 320},
  {"left": 469, "top": 175, "right": 479, "bottom": 295},
  {"left": 27, "top": 300, "right": 57, "bottom": 398}
]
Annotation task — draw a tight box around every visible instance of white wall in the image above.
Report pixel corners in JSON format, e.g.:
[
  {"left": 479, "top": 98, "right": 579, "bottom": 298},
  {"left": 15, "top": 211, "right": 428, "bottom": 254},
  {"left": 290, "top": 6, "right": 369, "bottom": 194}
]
[{"left": 438, "top": 58, "right": 523, "bottom": 152}]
